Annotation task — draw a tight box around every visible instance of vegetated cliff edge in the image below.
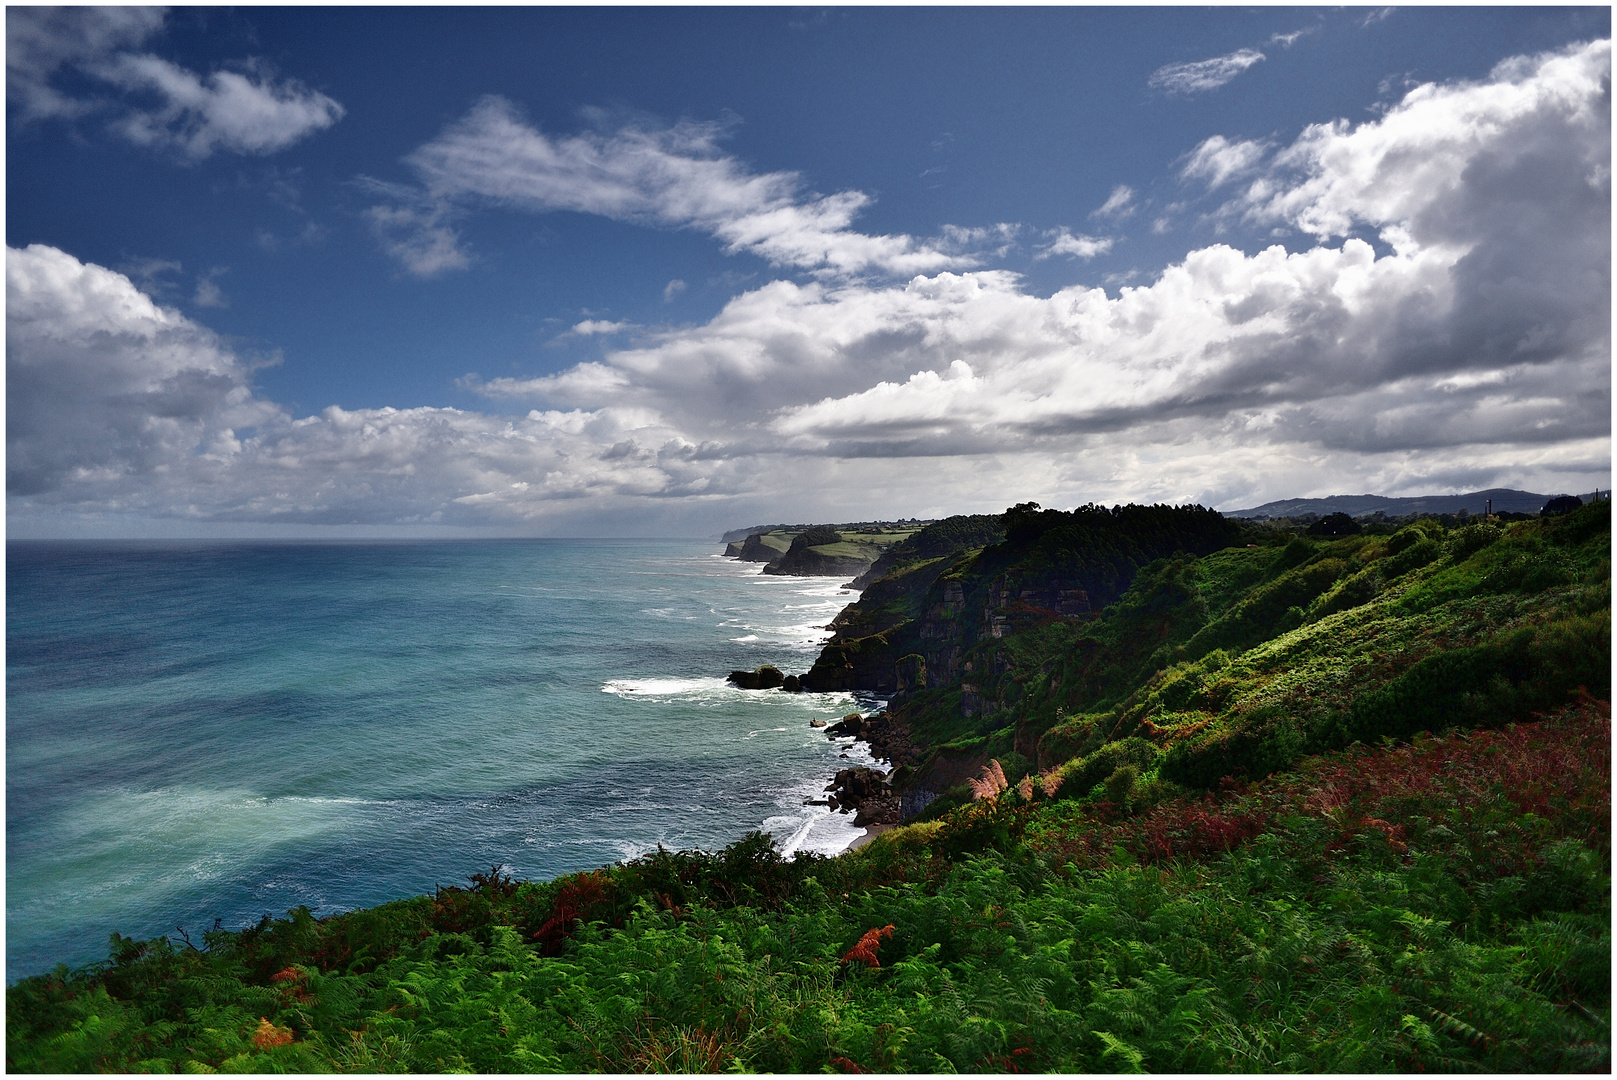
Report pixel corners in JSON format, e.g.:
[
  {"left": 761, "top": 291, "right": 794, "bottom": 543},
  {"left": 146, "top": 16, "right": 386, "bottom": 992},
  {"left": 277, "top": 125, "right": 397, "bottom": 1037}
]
[
  {"left": 722, "top": 520, "right": 932, "bottom": 578},
  {"left": 792, "top": 498, "right": 1611, "bottom": 825}
]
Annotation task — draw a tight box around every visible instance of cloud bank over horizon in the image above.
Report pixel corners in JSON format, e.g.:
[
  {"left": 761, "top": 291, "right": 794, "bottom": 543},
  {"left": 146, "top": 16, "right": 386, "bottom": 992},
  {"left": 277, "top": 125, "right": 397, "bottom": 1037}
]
[{"left": 8, "top": 38, "right": 1610, "bottom": 536}]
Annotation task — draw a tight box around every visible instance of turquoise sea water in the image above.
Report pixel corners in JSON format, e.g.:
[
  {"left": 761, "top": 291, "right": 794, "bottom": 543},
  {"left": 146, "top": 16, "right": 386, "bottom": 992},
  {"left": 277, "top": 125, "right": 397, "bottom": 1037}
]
[{"left": 6, "top": 540, "right": 878, "bottom": 982}]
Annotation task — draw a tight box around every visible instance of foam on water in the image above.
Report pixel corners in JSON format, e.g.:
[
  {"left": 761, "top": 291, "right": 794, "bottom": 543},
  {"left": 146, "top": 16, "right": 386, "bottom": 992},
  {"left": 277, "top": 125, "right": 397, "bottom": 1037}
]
[{"left": 600, "top": 676, "right": 734, "bottom": 697}]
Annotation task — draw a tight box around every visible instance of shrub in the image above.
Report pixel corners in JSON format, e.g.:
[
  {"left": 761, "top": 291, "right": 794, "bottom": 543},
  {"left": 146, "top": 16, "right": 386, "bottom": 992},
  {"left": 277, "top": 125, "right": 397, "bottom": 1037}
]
[
  {"left": 1058, "top": 737, "right": 1158, "bottom": 799},
  {"left": 1037, "top": 712, "right": 1107, "bottom": 767},
  {"left": 1484, "top": 549, "right": 1575, "bottom": 593},
  {"left": 1308, "top": 566, "right": 1381, "bottom": 621},
  {"left": 1161, "top": 707, "right": 1302, "bottom": 788},
  {"left": 791, "top": 525, "right": 842, "bottom": 549},
  {"left": 1381, "top": 536, "right": 1443, "bottom": 578},
  {"left": 1449, "top": 523, "right": 1502, "bottom": 560},
  {"left": 1102, "top": 764, "right": 1140, "bottom": 808},
  {"left": 1386, "top": 524, "right": 1435, "bottom": 555}
]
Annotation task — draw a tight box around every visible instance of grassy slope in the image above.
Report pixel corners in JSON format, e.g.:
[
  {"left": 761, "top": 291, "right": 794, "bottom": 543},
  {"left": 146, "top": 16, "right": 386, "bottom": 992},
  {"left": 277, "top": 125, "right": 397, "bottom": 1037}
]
[
  {"left": 892, "top": 504, "right": 1607, "bottom": 812},
  {"left": 8, "top": 504, "right": 1609, "bottom": 1073}
]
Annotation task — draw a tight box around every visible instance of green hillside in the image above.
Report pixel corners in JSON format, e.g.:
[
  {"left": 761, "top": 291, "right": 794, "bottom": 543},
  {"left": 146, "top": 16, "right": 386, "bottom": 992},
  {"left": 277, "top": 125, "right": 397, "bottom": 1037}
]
[{"left": 8, "top": 502, "right": 1609, "bottom": 1073}]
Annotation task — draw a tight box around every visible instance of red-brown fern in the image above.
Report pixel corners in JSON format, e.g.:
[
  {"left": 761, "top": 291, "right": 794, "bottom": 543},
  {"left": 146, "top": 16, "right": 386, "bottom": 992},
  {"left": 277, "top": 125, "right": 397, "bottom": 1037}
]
[{"left": 841, "top": 924, "right": 895, "bottom": 968}]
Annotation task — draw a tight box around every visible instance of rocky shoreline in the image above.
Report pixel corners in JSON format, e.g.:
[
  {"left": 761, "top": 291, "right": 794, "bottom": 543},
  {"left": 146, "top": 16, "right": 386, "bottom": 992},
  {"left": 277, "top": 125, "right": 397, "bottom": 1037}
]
[{"left": 803, "top": 708, "right": 924, "bottom": 844}]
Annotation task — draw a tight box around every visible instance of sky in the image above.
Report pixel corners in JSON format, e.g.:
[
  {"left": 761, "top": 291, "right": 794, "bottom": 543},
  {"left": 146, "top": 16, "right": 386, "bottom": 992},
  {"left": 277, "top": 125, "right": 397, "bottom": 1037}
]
[{"left": 6, "top": 6, "right": 1611, "bottom": 538}]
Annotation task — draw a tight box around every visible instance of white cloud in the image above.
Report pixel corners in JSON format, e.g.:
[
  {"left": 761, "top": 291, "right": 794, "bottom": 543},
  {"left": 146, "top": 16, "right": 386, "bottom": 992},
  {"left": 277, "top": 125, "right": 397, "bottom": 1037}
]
[
  {"left": 1235, "top": 39, "right": 1610, "bottom": 244},
  {"left": 370, "top": 96, "right": 981, "bottom": 279},
  {"left": 362, "top": 194, "right": 471, "bottom": 278},
  {"left": 7, "top": 243, "right": 282, "bottom": 498},
  {"left": 751, "top": 40, "right": 1609, "bottom": 461},
  {"left": 7, "top": 245, "right": 730, "bottom": 529},
  {"left": 1149, "top": 48, "right": 1266, "bottom": 95},
  {"left": 1181, "top": 135, "right": 1270, "bottom": 189},
  {"left": 1035, "top": 229, "right": 1114, "bottom": 260},
  {"left": 663, "top": 278, "right": 687, "bottom": 303},
  {"left": 475, "top": 39, "right": 1607, "bottom": 486},
  {"left": 120, "top": 256, "right": 184, "bottom": 297},
  {"left": 99, "top": 55, "right": 344, "bottom": 160},
  {"left": 6, "top": 8, "right": 342, "bottom": 160},
  {"left": 11, "top": 39, "right": 1609, "bottom": 533},
  {"left": 1091, "top": 184, "right": 1135, "bottom": 220},
  {"left": 6, "top": 7, "right": 163, "bottom": 121},
  {"left": 570, "top": 319, "right": 633, "bottom": 336}
]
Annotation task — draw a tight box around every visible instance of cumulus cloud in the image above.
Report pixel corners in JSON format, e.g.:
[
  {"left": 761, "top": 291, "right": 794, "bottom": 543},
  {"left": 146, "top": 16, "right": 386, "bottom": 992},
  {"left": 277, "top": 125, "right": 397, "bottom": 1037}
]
[
  {"left": 369, "top": 96, "right": 981, "bottom": 279},
  {"left": 6, "top": 7, "right": 342, "bottom": 160},
  {"left": 752, "top": 40, "right": 1609, "bottom": 457},
  {"left": 11, "top": 39, "right": 1609, "bottom": 531},
  {"left": 1149, "top": 48, "right": 1266, "bottom": 95},
  {"left": 6, "top": 245, "right": 738, "bottom": 528},
  {"left": 7, "top": 243, "right": 281, "bottom": 497},
  {"left": 473, "top": 39, "right": 1607, "bottom": 485}
]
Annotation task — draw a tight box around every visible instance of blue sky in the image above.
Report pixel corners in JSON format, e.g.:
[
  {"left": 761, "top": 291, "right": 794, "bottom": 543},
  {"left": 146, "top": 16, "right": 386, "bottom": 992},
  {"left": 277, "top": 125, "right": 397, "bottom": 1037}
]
[{"left": 7, "top": 6, "right": 1610, "bottom": 537}]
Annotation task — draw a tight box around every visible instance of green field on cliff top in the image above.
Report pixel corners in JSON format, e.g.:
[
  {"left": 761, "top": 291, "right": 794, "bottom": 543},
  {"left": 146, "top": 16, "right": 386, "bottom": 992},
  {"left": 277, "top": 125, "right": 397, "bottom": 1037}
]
[{"left": 8, "top": 500, "right": 1609, "bottom": 1073}]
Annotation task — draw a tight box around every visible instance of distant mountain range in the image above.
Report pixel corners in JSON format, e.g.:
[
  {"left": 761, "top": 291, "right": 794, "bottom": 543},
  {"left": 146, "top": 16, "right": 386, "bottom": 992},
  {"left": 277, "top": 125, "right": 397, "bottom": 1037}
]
[{"left": 1224, "top": 487, "right": 1582, "bottom": 519}]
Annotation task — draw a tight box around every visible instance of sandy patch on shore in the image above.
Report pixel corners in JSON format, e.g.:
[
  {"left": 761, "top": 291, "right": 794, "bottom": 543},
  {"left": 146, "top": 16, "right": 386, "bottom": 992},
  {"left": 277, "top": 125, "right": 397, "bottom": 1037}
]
[{"left": 845, "top": 824, "right": 893, "bottom": 852}]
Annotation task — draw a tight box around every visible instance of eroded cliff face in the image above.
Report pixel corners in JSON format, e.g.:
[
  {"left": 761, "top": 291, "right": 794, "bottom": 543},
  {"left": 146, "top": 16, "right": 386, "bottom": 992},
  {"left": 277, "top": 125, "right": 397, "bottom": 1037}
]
[
  {"left": 761, "top": 548, "right": 873, "bottom": 578},
  {"left": 799, "top": 503, "right": 1240, "bottom": 717},
  {"left": 802, "top": 567, "right": 1094, "bottom": 695},
  {"left": 735, "top": 532, "right": 793, "bottom": 562}
]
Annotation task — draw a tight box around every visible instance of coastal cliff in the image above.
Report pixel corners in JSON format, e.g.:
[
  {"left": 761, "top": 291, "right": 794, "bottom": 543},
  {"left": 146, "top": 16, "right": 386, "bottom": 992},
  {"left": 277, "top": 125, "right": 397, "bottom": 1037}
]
[
  {"left": 721, "top": 520, "right": 929, "bottom": 578},
  {"left": 791, "top": 498, "right": 1610, "bottom": 831}
]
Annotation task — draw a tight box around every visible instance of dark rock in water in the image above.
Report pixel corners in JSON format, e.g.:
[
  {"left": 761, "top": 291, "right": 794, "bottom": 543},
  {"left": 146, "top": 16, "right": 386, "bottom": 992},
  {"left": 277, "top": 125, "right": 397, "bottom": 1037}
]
[
  {"left": 829, "top": 766, "right": 887, "bottom": 803},
  {"left": 727, "top": 664, "right": 785, "bottom": 689},
  {"left": 781, "top": 674, "right": 802, "bottom": 692},
  {"left": 832, "top": 710, "right": 923, "bottom": 769},
  {"left": 809, "top": 718, "right": 827, "bottom": 728},
  {"left": 826, "top": 712, "right": 864, "bottom": 736},
  {"left": 824, "top": 765, "right": 900, "bottom": 826}
]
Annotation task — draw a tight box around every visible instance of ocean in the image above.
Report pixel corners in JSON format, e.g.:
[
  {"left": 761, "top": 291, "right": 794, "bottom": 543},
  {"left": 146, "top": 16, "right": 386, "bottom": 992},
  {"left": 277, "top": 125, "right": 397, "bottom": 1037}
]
[{"left": 6, "top": 539, "right": 879, "bottom": 983}]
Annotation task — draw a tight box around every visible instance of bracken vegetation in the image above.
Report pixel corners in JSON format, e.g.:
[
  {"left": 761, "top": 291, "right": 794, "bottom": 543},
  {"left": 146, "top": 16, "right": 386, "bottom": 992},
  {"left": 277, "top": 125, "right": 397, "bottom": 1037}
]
[{"left": 8, "top": 501, "right": 1609, "bottom": 1073}]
